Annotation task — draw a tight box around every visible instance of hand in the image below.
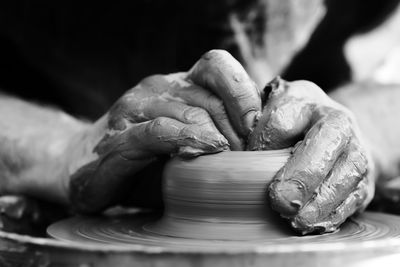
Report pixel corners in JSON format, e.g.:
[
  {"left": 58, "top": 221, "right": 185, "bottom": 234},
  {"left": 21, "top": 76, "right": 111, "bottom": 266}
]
[
  {"left": 67, "top": 50, "right": 261, "bottom": 213},
  {"left": 248, "top": 77, "right": 375, "bottom": 234}
]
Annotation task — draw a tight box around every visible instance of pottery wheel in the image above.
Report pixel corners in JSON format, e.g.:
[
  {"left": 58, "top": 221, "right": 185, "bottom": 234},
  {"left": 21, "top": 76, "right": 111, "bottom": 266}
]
[
  {"left": 48, "top": 151, "right": 400, "bottom": 251},
  {"left": 48, "top": 211, "right": 400, "bottom": 251}
]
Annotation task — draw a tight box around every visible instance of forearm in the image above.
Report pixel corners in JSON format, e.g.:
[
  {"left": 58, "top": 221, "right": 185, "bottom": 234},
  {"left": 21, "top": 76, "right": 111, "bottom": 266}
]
[
  {"left": 329, "top": 82, "right": 400, "bottom": 181},
  {"left": 0, "top": 94, "right": 102, "bottom": 204}
]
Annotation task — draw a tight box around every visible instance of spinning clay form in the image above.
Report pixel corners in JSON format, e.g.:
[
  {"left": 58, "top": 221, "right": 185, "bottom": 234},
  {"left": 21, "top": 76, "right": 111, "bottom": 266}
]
[{"left": 48, "top": 150, "right": 400, "bottom": 253}]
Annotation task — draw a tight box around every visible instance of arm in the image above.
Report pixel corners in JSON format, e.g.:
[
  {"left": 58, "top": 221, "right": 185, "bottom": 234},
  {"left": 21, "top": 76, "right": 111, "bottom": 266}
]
[
  {"left": 329, "top": 82, "right": 400, "bottom": 181},
  {"left": 0, "top": 93, "right": 99, "bottom": 204},
  {"left": 0, "top": 50, "right": 261, "bottom": 215}
]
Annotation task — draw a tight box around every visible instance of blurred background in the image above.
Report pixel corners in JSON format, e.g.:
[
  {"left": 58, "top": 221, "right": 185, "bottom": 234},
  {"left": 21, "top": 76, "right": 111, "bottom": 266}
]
[
  {"left": 1, "top": 0, "right": 400, "bottom": 120},
  {"left": 1, "top": 0, "right": 400, "bottom": 236}
]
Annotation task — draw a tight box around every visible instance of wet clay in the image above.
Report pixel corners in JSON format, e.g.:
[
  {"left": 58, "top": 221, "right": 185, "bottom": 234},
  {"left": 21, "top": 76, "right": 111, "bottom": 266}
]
[
  {"left": 49, "top": 150, "right": 400, "bottom": 249},
  {"left": 145, "top": 150, "right": 291, "bottom": 240},
  {"left": 48, "top": 209, "right": 400, "bottom": 250},
  {"left": 247, "top": 77, "right": 371, "bottom": 234}
]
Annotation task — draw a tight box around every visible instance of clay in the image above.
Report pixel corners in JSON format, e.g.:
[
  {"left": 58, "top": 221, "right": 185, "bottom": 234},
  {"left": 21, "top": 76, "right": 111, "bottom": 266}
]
[
  {"left": 55, "top": 150, "right": 293, "bottom": 242},
  {"left": 145, "top": 150, "right": 290, "bottom": 240},
  {"left": 47, "top": 209, "right": 400, "bottom": 250},
  {"left": 69, "top": 50, "right": 263, "bottom": 214},
  {"left": 189, "top": 50, "right": 262, "bottom": 138},
  {"left": 51, "top": 150, "right": 364, "bottom": 243},
  {"left": 47, "top": 150, "right": 400, "bottom": 263},
  {"left": 247, "top": 77, "right": 371, "bottom": 234}
]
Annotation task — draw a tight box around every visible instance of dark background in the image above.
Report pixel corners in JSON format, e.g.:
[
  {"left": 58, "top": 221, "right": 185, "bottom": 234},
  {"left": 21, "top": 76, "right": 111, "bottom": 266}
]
[{"left": 0, "top": 0, "right": 399, "bottom": 120}]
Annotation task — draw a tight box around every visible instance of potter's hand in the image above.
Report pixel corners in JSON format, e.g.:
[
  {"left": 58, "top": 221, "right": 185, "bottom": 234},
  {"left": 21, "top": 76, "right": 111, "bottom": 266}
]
[
  {"left": 248, "top": 77, "right": 375, "bottom": 234},
  {"left": 69, "top": 50, "right": 261, "bottom": 213}
]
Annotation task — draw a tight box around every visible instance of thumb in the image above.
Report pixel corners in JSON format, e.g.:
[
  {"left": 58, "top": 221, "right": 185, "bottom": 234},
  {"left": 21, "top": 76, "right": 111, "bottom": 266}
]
[{"left": 248, "top": 77, "right": 315, "bottom": 150}]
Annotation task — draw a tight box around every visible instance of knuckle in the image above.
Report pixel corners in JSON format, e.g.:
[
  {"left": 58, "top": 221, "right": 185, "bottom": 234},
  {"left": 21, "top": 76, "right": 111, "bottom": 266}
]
[
  {"left": 115, "top": 95, "right": 131, "bottom": 110},
  {"left": 202, "top": 49, "right": 231, "bottom": 61},
  {"left": 165, "top": 72, "right": 188, "bottom": 82},
  {"left": 139, "top": 74, "right": 164, "bottom": 86},
  {"left": 289, "top": 80, "right": 324, "bottom": 96},
  {"left": 147, "top": 117, "right": 168, "bottom": 134},
  {"left": 183, "top": 107, "right": 210, "bottom": 123},
  {"left": 110, "top": 90, "right": 140, "bottom": 117},
  {"left": 108, "top": 95, "right": 137, "bottom": 130},
  {"left": 283, "top": 79, "right": 330, "bottom": 107}
]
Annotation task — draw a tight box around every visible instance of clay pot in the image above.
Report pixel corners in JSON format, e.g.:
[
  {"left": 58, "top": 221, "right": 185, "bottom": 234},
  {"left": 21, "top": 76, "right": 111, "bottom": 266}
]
[
  {"left": 145, "top": 150, "right": 291, "bottom": 240},
  {"left": 5, "top": 150, "right": 400, "bottom": 266}
]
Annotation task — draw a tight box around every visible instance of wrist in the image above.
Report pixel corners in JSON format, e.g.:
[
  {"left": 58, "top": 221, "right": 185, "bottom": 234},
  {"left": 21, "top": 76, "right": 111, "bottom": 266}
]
[
  {"left": 62, "top": 114, "right": 109, "bottom": 203},
  {"left": 2, "top": 111, "right": 95, "bottom": 204}
]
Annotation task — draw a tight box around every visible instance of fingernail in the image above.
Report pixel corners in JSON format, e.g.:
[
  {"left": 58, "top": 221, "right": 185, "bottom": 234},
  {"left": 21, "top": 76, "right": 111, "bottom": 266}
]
[
  {"left": 179, "top": 131, "right": 228, "bottom": 158},
  {"left": 269, "top": 181, "right": 304, "bottom": 216},
  {"left": 293, "top": 204, "right": 332, "bottom": 234}
]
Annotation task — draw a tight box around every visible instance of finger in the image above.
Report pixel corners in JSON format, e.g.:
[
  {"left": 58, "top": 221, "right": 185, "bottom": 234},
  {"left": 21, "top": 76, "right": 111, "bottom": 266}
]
[
  {"left": 110, "top": 74, "right": 217, "bottom": 129},
  {"left": 141, "top": 99, "right": 219, "bottom": 134},
  {"left": 109, "top": 74, "right": 243, "bottom": 150},
  {"left": 292, "top": 178, "right": 370, "bottom": 235},
  {"left": 249, "top": 78, "right": 332, "bottom": 150},
  {"left": 98, "top": 117, "right": 229, "bottom": 159},
  {"left": 146, "top": 99, "right": 242, "bottom": 150},
  {"left": 71, "top": 117, "right": 229, "bottom": 213},
  {"left": 268, "top": 110, "right": 353, "bottom": 216},
  {"left": 130, "top": 117, "right": 229, "bottom": 157},
  {"left": 163, "top": 75, "right": 243, "bottom": 150},
  {"left": 188, "top": 49, "right": 261, "bottom": 137},
  {"left": 108, "top": 74, "right": 183, "bottom": 128},
  {"left": 289, "top": 140, "right": 368, "bottom": 233}
]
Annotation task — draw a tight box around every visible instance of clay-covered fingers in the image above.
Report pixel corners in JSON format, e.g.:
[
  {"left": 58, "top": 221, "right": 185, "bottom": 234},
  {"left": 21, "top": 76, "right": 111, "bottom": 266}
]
[
  {"left": 188, "top": 50, "right": 262, "bottom": 138},
  {"left": 120, "top": 117, "right": 228, "bottom": 158},
  {"left": 70, "top": 56, "right": 260, "bottom": 214},
  {"left": 269, "top": 109, "right": 353, "bottom": 216},
  {"left": 248, "top": 77, "right": 329, "bottom": 150},
  {"left": 163, "top": 74, "right": 243, "bottom": 150},
  {"left": 71, "top": 116, "right": 228, "bottom": 213},
  {"left": 110, "top": 73, "right": 243, "bottom": 150},
  {"left": 250, "top": 77, "right": 374, "bottom": 234},
  {"left": 290, "top": 140, "right": 371, "bottom": 234},
  {"left": 107, "top": 77, "right": 229, "bottom": 156},
  {"left": 101, "top": 116, "right": 228, "bottom": 159}
]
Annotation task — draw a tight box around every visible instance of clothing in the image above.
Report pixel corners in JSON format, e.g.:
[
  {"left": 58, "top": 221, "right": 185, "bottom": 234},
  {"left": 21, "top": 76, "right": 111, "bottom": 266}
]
[
  {"left": 0, "top": 1, "right": 263, "bottom": 120},
  {"left": 0, "top": 0, "right": 394, "bottom": 119}
]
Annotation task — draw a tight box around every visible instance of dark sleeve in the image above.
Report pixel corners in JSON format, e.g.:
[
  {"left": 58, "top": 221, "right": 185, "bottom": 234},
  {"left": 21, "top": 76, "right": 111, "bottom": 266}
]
[{"left": 0, "top": 0, "right": 252, "bottom": 120}]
